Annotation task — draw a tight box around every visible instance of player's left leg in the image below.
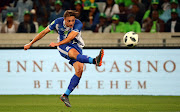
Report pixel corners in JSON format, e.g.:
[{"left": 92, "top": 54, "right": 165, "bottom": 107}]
[
  {"left": 60, "top": 61, "right": 83, "bottom": 107},
  {"left": 68, "top": 48, "right": 95, "bottom": 64},
  {"left": 68, "top": 48, "right": 104, "bottom": 66}
]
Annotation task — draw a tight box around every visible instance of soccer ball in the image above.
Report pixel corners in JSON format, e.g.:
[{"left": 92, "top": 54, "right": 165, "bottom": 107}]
[{"left": 123, "top": 31, "right": 139, "bottom": 47}]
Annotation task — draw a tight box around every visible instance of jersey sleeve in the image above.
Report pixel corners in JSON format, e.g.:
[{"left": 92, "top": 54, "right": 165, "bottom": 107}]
[
  {"left": 72, "top": 20, "right": 83, "bottom": 33},
  {"left": 49, "top": 19, "right": 58, "bottom": 30}
]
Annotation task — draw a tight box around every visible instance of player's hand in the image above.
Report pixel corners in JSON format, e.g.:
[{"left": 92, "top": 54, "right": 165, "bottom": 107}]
[
  {"left": 49, "top": 42, "right": 59, "bottom": 47},
  {"left": 24, "top": 43, "right": 31, "bottom": 50}
]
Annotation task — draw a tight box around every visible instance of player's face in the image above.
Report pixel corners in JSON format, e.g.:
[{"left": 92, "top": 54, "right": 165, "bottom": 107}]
[{"left": 64, "top": 16, "right": 76, "bottom": 28}]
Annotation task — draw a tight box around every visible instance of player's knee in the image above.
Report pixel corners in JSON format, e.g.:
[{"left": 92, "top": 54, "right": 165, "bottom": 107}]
[
  {"left": 76, "top": 65, "right": 83, "bottom": 76},
  {"left": 68, "top": 49, "right": 79, "bottom": 59}
]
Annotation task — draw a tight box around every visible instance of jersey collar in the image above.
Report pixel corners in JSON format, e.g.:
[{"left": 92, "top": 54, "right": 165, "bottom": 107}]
[{"left": 63, "top": 20, "right": 68, "bottom": 28}]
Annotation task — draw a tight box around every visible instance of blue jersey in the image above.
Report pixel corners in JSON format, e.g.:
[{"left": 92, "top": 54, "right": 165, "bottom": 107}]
[{"left": 49, "top": 17, "right": 85, "bottom": 48}]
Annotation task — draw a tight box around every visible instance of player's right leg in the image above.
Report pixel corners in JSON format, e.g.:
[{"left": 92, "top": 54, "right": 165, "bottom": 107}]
[
  {"left": 68, "top": 48, "right": 104, "bottom": 67},
  {"left": 60, "top": 61, "right": 83, "bottom": 107}
]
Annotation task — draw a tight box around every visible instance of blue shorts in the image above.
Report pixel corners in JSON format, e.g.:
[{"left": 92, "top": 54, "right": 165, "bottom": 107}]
[{"left": 57, "top": 43, "right": 82, "bottom": 66}]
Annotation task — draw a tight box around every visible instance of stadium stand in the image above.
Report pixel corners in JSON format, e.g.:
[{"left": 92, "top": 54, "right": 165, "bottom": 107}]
[
  {"left": 0, "top": 0, "right": 180, "bottom": 48},
  {"left": 0, "top": 32, "right": 180, "bottom": 48}
]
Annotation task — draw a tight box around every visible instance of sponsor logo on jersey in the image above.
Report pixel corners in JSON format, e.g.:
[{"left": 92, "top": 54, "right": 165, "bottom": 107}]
[{"left": 64, "top": 31, "right": 68, "bottom": 35}]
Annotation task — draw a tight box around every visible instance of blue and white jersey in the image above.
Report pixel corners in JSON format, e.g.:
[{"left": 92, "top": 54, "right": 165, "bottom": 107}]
[{"left": 49, "top": 17, "right": 85, "bottom": 48}]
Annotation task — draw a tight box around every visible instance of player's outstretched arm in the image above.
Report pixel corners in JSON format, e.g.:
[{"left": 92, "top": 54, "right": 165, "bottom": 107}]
[
  {"left": 49, "top": 31, "right": 78, "bottom": 47},
  {"left": 24, "top": 26, "right": 50, "bottom": 50}
]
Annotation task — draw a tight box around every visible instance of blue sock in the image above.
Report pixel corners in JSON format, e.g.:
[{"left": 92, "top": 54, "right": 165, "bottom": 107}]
[
  {"left": 65, "top": 74, "right": 80, "bottom": 96},
  {"left": 77, "top": 54, "right": 94, "bottom": 64}
]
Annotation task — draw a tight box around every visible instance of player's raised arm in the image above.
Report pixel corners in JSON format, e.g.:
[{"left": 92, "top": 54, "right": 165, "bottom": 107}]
[
  {"left": 49, "top": 31, "right": 78, "bottom": 47},
  {"left": 24, "top": 26, "right": 50, "bottom": 50}
]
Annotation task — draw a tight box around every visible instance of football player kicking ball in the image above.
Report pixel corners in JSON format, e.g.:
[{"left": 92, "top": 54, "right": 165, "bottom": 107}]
[{"left": 24, "top": 10, "right": 104, "bottom": 107}]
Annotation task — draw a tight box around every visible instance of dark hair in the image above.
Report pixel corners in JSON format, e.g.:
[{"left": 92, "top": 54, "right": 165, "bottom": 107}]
[
  {"left": 63, "top": 10, "right": 79, "bottom": 18},
  {"left": 149, "top": 4, "right": 161, "bottom": 18},
  {"left": 103, "top": 0, "right": 115, "bottom": 14},
  {"left": 118, "top": 3, "right": 125, "bottom": 7}
]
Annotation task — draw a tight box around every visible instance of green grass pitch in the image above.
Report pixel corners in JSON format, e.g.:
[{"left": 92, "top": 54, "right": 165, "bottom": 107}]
[{"left": 0, "top": 95, "right": 180, "bottom": 112}]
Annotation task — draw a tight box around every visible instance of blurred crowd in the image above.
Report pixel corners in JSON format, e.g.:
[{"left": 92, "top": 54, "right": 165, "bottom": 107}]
[{"left": 0, "top": 0, "right": 180, "bottom": 33}]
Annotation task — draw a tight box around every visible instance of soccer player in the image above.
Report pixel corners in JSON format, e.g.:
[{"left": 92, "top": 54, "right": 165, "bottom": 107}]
[{"left": 24, "top": 10, "right": 104, "bottom": 107}]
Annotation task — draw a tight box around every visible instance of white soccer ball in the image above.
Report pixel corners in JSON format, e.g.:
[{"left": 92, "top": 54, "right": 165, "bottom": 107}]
[{"left": 123, "top": 31, "right": 139, "bottom": 47}]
